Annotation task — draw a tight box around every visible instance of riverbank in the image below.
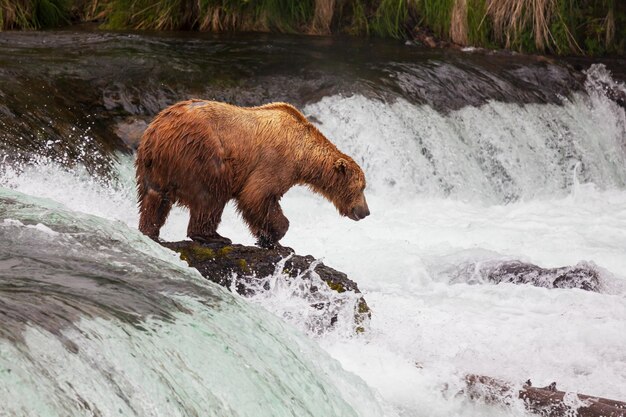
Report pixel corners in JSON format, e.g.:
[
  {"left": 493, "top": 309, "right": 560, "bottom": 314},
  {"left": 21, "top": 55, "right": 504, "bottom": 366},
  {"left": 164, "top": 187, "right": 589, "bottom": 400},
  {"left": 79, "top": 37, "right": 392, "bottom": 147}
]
[{"left": 1, "top": 0, "right": 624, "bottom": 56}]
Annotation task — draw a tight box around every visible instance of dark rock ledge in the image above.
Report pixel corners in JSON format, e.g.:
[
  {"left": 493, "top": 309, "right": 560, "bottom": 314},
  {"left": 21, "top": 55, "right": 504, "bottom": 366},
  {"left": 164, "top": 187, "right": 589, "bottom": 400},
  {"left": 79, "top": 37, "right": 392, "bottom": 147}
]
[{"left": 161, "top": 241, "right": 371, "bottom": 332}]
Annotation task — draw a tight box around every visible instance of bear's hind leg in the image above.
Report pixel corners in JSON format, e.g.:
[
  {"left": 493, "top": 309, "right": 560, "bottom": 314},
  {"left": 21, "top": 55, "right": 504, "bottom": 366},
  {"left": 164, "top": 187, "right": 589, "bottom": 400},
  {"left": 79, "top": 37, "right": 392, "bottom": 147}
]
[
  {"left": 138, "top": 188, "right": 173, "bottom": 241},
  {"left": 187, "top": 202, "right": 232, "bottom": 245}
]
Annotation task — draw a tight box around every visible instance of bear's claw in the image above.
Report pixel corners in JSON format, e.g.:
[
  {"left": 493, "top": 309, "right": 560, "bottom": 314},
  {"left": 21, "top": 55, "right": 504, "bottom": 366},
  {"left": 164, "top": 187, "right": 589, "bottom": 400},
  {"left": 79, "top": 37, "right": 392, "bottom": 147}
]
[
  {"left": 256, "top": 236, "right": 294, "bottom": 253},
  {"left": 256, "top": 235, "right": 276, "bottom": 249}
]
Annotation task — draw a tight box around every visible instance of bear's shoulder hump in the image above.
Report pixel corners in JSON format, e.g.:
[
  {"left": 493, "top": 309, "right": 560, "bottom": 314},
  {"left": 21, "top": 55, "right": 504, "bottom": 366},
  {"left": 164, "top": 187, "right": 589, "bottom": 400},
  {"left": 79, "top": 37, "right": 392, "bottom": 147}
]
[{"left": 256, "top": 102, "right": 310, "bottom": 125}]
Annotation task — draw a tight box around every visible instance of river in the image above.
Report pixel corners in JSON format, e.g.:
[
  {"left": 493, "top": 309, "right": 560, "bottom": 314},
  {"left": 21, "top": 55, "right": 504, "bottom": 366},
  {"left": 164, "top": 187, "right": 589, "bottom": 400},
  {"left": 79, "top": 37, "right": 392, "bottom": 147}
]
[{"left": 1, "top": 29, "right": 625, "bottom": 417}]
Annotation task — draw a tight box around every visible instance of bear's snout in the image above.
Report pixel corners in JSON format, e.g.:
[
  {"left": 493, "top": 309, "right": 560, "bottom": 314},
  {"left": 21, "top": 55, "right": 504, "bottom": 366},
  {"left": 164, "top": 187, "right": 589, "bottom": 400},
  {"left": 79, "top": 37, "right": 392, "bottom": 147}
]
[{"left": 350, "top": 198, "right": 370, "bottom": 221}]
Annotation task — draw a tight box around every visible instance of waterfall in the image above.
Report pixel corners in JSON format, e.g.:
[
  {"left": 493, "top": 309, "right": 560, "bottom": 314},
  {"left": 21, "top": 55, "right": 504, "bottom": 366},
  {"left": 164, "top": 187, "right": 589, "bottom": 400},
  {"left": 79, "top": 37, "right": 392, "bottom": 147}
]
[
  {"left": 0, "top": 188, "right": 389, "bottom": 417},
  {"left": 1, "top": 31, "right": 625, "bottom": 417},
  {"left": 305, "top": 65, "right": 626, "bottom": 203}
]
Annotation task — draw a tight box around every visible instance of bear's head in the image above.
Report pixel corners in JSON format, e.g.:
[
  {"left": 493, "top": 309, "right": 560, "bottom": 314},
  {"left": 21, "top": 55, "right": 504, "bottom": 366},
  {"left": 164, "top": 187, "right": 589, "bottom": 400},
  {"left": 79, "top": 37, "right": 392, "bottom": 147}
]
[{"left": 329, "top": 157, "right": 370, "bottom": 221}]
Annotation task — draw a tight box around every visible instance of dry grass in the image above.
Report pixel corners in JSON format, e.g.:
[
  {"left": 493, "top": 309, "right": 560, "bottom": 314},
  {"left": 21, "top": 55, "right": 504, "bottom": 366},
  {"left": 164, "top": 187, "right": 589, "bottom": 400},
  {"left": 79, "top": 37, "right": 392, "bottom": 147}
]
[
  {"left": 198, "top": 6, "right": 222, "bottom": 31},
  {"left": 604, "top": 7, "right": 615, "bottom": 48},
  {"left": 309, "top": 0, "right": 334, "bottom": 35},
  {"left": 443, "top": 0, "right": 593, "bottom": 52},
  {"left": 197, "top": 6, "right": 263, "bottom": 32},
  {"left": 485, "top": 0, "right": 555, "bottom": 50},
  {"left": 2, "top": 0, "right": 73, "bottom": 29},
  {"left": 450, "top": 0, "right": 468, "bottom": 44},
  {"left": 1, "top": 0, "right": 33, "bottom": 29},
  {"left": 69, "top": 0, "right": 107, "bottom": 22}
]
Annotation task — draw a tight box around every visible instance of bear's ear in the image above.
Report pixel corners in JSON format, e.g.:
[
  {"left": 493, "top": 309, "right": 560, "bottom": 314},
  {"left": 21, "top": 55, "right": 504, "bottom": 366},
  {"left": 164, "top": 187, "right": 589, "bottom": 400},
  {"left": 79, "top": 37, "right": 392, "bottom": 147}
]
[{"left": 334, "top": 158, "right": 348, "bottom": 174}]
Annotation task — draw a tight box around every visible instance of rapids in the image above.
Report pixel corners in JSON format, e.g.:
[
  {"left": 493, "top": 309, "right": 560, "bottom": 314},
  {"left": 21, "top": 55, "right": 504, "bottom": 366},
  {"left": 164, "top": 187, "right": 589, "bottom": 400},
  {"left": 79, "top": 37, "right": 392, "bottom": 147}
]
[{"left": 1, "top": 30, "right": 625, "bottom": 417}]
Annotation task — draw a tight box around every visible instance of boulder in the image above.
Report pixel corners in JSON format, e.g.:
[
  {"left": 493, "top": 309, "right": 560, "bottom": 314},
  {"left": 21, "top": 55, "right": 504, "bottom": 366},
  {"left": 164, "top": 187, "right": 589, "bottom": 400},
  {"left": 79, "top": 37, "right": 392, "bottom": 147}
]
[
  {"left": 161, "top": 241, "right": 371, "bottom": 332},
  {"left": 451, "top": 260, "right": 602, "bottom": 291}
]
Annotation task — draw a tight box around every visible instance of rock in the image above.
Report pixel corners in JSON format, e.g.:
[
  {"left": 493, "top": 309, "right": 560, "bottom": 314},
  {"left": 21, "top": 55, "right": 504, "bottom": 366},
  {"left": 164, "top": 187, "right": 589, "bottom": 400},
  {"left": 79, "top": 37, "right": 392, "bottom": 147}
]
[
  {"left": 411, "top": 25, "right": 460, "bottom": 49},
  {"left": 114, "top": 117, "right": 149, "bottom": 150},
  {"left": 161, "top": 241, "right": 371, "bottom": 332},
  {"left": 603, "top": 81, "right": 626, "bottom": 109},
  {"left": 450, "top": 260, "right": 602, "bottom": 292},
  {"left": 465, "top": 374, "right": 626, "bottom": 417}
]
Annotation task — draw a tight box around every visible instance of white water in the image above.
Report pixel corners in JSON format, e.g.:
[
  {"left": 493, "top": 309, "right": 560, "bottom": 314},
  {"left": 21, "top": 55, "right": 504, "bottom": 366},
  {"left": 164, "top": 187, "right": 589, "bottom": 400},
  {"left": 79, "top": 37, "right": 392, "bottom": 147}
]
[
  {"left": 0, "top": 190, "right": 391, "bottom": 417},
  {"left": 2, "top": 66, "right": 626, "bottom": 416}
]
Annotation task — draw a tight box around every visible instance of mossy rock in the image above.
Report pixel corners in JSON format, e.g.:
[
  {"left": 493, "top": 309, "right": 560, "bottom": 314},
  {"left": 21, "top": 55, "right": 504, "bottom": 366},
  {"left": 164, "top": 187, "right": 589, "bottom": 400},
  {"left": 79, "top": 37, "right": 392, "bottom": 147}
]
[{"left": 161, "top": 241, "right": 371, "bottom": 332}]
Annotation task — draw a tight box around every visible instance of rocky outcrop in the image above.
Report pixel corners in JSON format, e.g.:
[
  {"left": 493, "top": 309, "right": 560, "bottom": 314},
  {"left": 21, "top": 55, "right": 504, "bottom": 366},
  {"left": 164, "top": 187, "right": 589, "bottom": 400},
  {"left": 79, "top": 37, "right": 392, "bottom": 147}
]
[
  {"left": 450, "top": 260, "right": 602, "bottom": 292},
  {"left": 161, "top": 241, "right": 371, "bottom": 332}
]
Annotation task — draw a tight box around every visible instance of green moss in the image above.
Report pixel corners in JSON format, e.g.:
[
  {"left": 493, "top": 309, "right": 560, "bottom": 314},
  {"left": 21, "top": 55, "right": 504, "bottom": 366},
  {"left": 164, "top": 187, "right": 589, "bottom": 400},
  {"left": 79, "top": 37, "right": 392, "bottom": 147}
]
[
  {"left": 238, "top": 258, "right": 250, "bottom": 274},
  {"left": 354, "top": 299, "right": 370, "bottom": 334},
  {"left": 325, "top": 280, "right": 346, "bottom": 293},
  {"left": 357, "top": 299, "right": 370, "bottom": 314},
  {"left": 175, "top": 243, "right": 241, "bottom": 266},
  {"left": 218, "top": 245, "right": 233, "bottom": 256},
  {"left": 176, "top": 244, "right": 216, "bottom": 264}
]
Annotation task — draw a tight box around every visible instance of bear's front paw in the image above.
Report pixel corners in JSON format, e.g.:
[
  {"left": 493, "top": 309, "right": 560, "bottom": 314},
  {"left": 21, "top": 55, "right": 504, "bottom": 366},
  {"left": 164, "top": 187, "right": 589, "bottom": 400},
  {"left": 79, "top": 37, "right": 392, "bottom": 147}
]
[
  {"left": 256, "top": 235, "right": 277, "bottom": 249},
  {"left": 256, "top": 236, "right": 294, "bottom": 254}
]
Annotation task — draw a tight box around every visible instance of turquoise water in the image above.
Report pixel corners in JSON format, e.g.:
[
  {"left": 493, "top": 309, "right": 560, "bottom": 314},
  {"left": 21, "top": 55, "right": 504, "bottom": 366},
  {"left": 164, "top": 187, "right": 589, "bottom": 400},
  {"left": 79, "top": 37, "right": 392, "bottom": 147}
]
[{"left": 0, "top": 188, "right": 389, "bottom": 417}]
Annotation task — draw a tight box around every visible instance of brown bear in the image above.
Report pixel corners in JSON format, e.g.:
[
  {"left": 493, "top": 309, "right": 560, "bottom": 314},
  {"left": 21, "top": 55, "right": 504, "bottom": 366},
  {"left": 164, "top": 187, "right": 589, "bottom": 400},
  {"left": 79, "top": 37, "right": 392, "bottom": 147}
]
[{"left": 135, "top": 99, "right": 370, "bottom": 248}]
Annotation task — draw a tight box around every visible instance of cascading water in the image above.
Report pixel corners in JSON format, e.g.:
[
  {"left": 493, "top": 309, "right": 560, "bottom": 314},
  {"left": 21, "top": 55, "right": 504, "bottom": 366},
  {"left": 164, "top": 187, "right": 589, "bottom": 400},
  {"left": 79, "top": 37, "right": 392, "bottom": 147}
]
[
  {"left": 0, "top": 190, "right": 390, "bottom": 417},
  {"left": 1, "top": 30, "right": 625, "bottom": 417},
  {"left": 306, "top": 78, "right": 626, "bottom": 202}
]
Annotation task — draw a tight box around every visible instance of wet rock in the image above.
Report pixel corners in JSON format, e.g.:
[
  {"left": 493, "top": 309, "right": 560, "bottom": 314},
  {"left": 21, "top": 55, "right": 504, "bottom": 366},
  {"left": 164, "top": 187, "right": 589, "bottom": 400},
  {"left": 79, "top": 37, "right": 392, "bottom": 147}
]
[
  {"left": 114, "top": 117, "right": 149, "bottom": 150},
  {"left": 410, "top": 26, "right": 459, "bottom": 49},
  {"left": 161, "top": 241, "right": 371, "bottom": 332},
  {"left": 465, "top": 374, "right": 626, "bottom": 417},
  {"left": 603, "top": 82, "right": 626, "bottom": 109},
  {"left": 450, "top": 260, "right": 602, "bottom": 292}
]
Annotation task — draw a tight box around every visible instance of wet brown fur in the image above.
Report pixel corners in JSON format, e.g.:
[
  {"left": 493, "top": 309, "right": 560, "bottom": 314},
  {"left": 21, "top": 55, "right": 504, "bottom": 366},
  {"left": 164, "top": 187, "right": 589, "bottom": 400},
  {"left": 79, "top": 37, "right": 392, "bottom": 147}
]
[{"left": 135, "top": 99, "right": 368, "bottom": 246}]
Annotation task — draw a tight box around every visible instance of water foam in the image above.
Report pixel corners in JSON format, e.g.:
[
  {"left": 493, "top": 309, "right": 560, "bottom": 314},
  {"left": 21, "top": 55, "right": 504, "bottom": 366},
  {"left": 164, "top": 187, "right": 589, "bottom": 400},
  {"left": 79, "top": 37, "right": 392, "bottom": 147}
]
[
  {"left": 0, "top": 190, "right": 392, "bottom": 417},
  {"left": 304, "top": 70, "right": 626, "bottom": 202}
]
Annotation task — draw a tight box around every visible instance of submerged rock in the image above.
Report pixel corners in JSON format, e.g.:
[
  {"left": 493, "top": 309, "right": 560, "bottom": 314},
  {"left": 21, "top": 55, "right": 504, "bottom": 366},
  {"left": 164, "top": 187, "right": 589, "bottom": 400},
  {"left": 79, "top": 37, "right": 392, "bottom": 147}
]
[
  {"left": 465, "top": 374, "right": 626, "bottom": 417},
  {"left": 450, "top": 260, "right": 602, "bottom": 292},
  {"left": 161, "top": 241, "right": 371, "bottom": 332}
]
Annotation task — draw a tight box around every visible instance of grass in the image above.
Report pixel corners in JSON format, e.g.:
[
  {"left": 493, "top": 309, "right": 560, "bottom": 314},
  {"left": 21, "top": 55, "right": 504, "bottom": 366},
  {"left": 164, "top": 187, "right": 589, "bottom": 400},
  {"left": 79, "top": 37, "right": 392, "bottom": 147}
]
[
  {"left": 420, "top": 0, "right": 456, "bottom": 39},
  {"left": 1, "top": 0, "right": 623, "bottom": 55},
  {"left": 1, "top": 0, "right": 69, "bottom": 29},
  {"left": 369, "top": 0, "right": 412, "bottom": 39},
  {"left": 103, "top": 0, "right": 317, "bottom": 32},
  {"left": 310, "top": 0, "right": 335, "bottom": 34}
]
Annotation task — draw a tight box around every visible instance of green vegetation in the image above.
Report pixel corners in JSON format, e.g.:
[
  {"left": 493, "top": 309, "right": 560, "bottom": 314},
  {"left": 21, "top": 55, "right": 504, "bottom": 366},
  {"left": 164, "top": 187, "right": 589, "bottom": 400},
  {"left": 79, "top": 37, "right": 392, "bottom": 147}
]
[
  {"left": 103, "top": 0, "right": 317, "bottom": 31},
  {"left": 0, "top": 0, "right": 71, "bottom": 29},
  {"left": 175, "top": 242, "right": 238, "bottom": 263},
  {"left": 1, "top": 0, "right": 624, "bottom": 55}
]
